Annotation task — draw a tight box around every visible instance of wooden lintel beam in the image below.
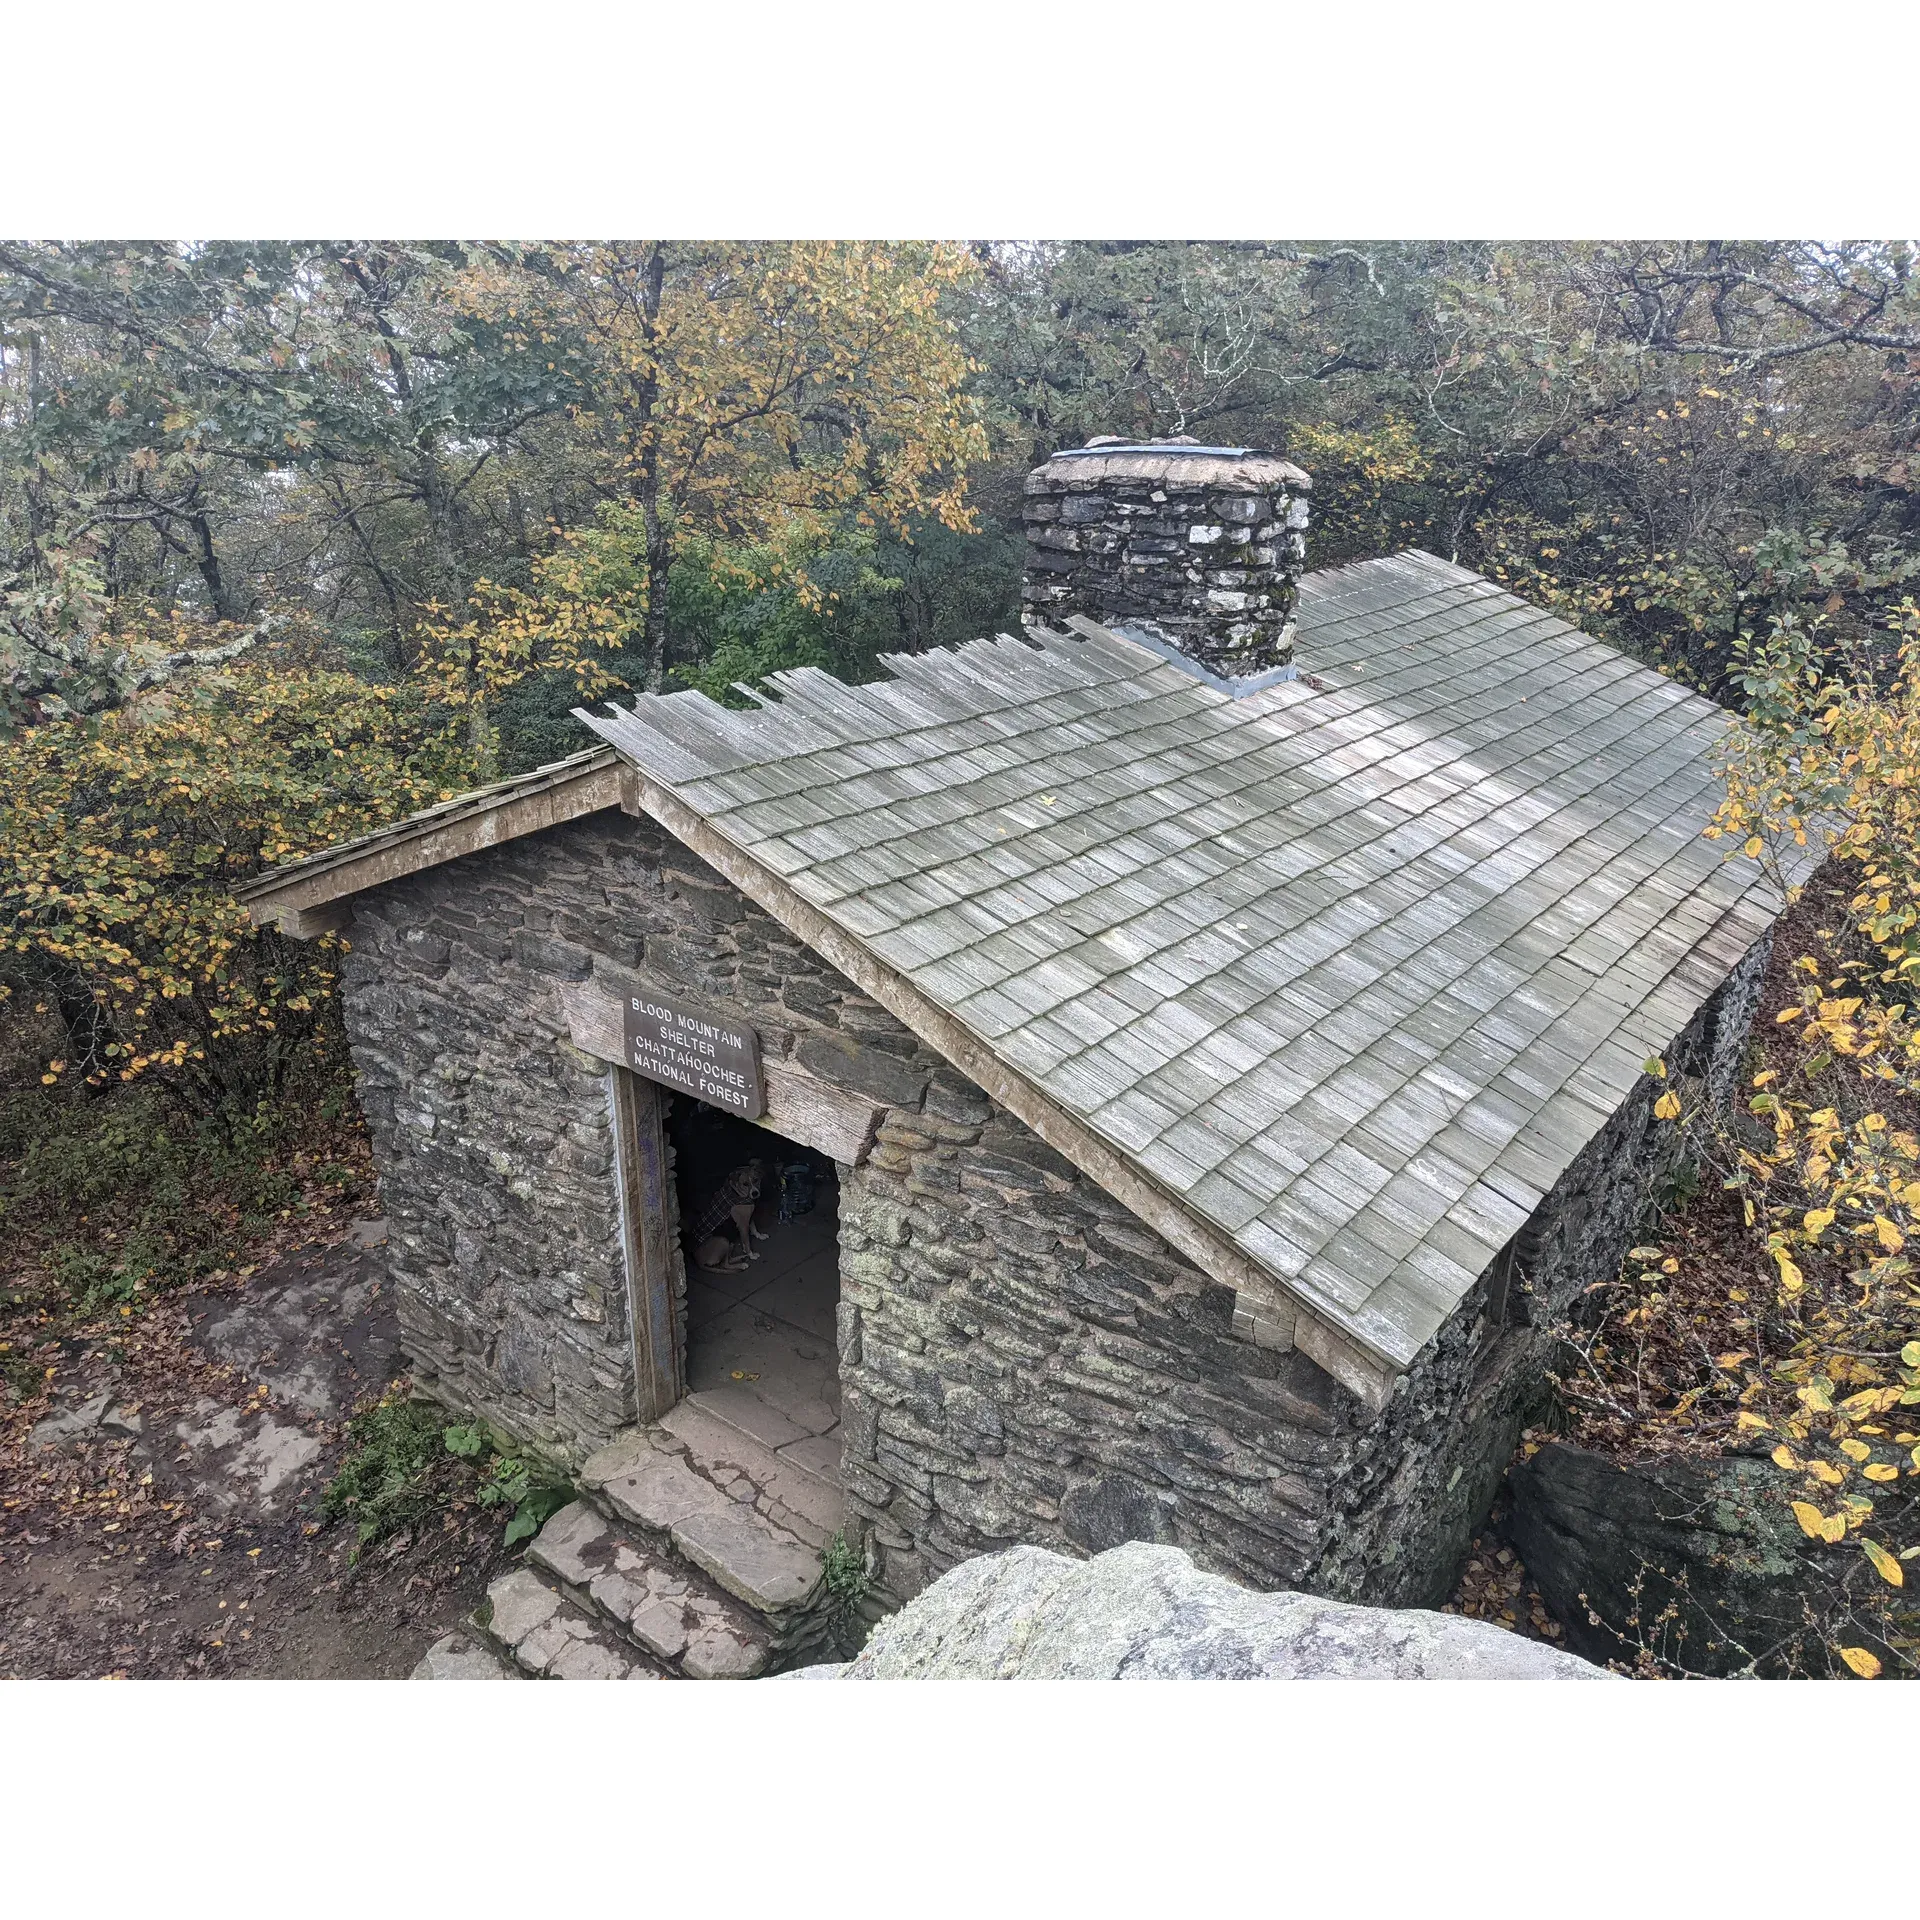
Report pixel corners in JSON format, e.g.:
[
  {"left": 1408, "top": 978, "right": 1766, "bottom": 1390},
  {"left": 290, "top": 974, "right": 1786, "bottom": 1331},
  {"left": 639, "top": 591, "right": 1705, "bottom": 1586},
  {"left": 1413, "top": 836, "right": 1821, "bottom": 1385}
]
[
  {"left": 256, "top": 899, "right": 352, "bottom": 940},
  {"left": 556, "top": 978, "right": 886, "bottom": 1167}
]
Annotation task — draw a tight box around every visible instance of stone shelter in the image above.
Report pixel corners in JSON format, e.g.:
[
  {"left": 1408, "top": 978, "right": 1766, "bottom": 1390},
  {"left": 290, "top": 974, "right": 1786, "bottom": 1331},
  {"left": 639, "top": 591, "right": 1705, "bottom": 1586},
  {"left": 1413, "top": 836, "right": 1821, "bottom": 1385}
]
[{"left": 240, "top": 439, "right": 1788, "bottom": 1676}]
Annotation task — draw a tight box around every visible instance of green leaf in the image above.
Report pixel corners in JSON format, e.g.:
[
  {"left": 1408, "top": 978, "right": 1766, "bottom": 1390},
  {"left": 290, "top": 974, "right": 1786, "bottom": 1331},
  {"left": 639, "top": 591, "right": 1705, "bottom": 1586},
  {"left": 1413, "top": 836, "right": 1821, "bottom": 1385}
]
[{"left": 502, "top": 1481, "right": 572, "bottom": 1548}]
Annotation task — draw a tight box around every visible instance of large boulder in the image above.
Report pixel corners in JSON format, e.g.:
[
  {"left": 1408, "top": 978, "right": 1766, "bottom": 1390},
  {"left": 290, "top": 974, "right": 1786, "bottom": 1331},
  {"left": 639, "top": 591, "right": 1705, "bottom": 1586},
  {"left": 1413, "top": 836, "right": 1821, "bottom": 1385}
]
[
  {"left": 783, "top": 1540, "right": 1610, "bottom": 1680},
  {"left": 1508, "top": 1441, "right": 1858, "bottom": 1676}
]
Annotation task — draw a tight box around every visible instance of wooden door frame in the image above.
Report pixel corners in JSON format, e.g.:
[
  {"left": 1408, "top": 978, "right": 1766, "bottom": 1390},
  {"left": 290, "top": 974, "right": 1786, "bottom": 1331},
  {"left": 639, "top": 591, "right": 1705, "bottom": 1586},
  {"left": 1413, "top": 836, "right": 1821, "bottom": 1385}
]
[{"left": 610, "top": 1067, "right": 685, "bottom": 1423}]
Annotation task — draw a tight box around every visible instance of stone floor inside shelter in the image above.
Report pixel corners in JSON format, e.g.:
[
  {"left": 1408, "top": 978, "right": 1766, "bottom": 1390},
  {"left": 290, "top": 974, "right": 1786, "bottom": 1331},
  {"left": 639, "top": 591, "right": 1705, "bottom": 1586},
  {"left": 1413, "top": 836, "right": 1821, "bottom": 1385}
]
[{"left": 682, "top": 1186, "right": 842, "bottom": 1489}]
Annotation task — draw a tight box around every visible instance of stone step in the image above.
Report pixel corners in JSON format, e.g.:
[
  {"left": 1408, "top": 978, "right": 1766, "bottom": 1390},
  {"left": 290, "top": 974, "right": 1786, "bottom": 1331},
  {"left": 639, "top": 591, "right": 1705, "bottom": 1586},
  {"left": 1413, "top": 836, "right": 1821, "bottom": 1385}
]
[
  {"left": 660, "top": 1395, "right": 845, "bottom": 1550},
  {"left": 472, "top": 1564, "right": 673, "bottom": 1681},
  {"left": 580, "top": 1416, "right": 836, "bottom": 1621},
  {"left": 527, "top": 1499, "right": 773, "bottom": 1679},
  {"left": 410, "top": 1630, "right": 514, "bottom": 1680}
]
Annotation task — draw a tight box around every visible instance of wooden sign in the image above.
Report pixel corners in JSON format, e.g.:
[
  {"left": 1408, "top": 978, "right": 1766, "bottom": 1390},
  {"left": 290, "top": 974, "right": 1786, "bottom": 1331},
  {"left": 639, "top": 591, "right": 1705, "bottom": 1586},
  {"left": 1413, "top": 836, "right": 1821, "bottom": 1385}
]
[{"left": 621, "top": 987, "right": 765, "bottom": 1119}]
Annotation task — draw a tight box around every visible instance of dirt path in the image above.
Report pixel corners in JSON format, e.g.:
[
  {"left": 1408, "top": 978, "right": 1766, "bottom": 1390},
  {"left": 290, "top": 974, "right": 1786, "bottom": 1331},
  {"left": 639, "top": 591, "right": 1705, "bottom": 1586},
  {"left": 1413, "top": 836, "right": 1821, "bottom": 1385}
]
[{"left": 1, "top": 1226, "right": 510, "bottom": 1679}]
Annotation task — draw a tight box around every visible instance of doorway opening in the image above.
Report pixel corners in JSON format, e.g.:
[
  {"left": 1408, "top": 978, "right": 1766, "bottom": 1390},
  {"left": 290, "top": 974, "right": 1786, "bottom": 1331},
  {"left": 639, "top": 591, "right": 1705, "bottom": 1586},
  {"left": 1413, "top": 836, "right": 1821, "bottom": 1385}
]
[{"left": 666, "top": 1096, "right": 842, "bottom": 1487}]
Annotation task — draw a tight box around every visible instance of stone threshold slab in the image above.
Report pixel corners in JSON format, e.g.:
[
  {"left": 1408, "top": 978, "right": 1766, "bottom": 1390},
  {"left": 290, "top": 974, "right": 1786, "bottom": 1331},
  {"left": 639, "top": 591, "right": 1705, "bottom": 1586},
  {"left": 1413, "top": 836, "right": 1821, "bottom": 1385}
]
[
  {"left": 664, "top": 1394, "right": 846, "bottom": 1539},
  {"left": 582, "top": 1422, "right": 828, "bottom": 1615}
]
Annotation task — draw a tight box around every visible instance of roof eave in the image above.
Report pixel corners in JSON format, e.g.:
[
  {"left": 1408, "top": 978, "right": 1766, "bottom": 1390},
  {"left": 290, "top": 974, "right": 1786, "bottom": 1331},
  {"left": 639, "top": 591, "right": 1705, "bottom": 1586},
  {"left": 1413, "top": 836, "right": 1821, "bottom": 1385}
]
[{"left": 236, "top": 747, "right": 625, "bottom": 937}]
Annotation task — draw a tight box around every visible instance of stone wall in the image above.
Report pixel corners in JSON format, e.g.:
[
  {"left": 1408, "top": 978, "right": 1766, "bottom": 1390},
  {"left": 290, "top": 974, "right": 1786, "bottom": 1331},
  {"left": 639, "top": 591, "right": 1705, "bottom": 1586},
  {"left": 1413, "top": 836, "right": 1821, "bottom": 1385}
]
[
  {"left": 342, "top": 832, "right": 640, "bottom": 1459},
  {"left": 338, "top": 806, "right": 954, "bottom": 1464},
  {"left": 337, "top": 797, "right": 1776, "bottom": 1611},
  {"left": 836, "top": 933, "right": 1776, "bottom": 1611},
  {"left": 838, "top": 1079, "right": 1366, "bottom": 1603},
  {"left": 1021, "top": 442, "right": 1311, "bottom": 680}
]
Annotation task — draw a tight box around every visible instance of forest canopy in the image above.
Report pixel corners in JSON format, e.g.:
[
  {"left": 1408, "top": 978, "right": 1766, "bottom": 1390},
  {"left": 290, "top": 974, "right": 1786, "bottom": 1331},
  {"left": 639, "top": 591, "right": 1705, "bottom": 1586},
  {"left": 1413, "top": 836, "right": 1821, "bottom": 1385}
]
[{"left": 10, "top": 238, "right": 1920, "bottom": 1107}]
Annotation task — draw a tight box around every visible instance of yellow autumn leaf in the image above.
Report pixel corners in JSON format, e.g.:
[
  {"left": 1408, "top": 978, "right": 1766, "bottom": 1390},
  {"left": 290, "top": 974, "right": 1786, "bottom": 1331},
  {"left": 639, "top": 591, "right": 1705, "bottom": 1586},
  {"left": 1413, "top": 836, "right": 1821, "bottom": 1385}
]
[
  {"left": 1809, "top": 1459, "right": 1845, "bottom": 1485},
  {"left": 1653, "top": 1090, "right": 1682, "bottom": 1121},
  {"left": 1776, "top": 1007, "right": 1804, "bottom": 1023},
  {"left": 1773, "top": 1445, "right": 1802, "bottom": 1470},
  {"left": 1798, "top": 1382, "right": 1833, "bottom": 1412},
  {"left": 1819, "top": 1511, "right": 1849, "bottom": 1543},
  {"left": 1863, "top": 1463, "right": 1899, "bottom": 1482},
  {"left": 1791, "top": 1500, "right": 1828, "bottom": 1538},
  {"left": 1736, "top": 1410, "right": 1771, "bottom": 1431},
  {"left": 1803, "top": 1207, "right": 1836, "bottom": 1236},
  {"left": 1862, "top": 1540, "right": 1903, "bottom": 1587},
  {"left": 1838, "top": 1438, "right": 1871, "bottom": 1461},
  {"left": 1743, "top": 836, "right": 1764, "bottom": 859},
  {"left": 1875, "top": 1215, "right": 1906, "bottom": 1252},
  {"left": 1839, "top": 1646, "right": 1882, "bottom": 1678}
]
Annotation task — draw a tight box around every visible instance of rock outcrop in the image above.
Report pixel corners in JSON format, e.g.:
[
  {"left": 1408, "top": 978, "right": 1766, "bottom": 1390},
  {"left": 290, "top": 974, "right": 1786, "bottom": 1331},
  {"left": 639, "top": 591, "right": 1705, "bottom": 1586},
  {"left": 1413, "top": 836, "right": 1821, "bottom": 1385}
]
[
  {"left": 781, "top": 1540, "right": 1611, "bottom": 1680},
  {"left": 1508, "top": 1440, "right": 1865, "bottom": 1676}
]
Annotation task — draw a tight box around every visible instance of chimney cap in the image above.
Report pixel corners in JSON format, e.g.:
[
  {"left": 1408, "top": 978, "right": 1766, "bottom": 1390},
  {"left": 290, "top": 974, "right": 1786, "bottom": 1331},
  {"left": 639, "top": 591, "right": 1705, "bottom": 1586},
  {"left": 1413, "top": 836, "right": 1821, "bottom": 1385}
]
[{"left": 1028, "top": 438, "right": 1311, "bottom": 494}]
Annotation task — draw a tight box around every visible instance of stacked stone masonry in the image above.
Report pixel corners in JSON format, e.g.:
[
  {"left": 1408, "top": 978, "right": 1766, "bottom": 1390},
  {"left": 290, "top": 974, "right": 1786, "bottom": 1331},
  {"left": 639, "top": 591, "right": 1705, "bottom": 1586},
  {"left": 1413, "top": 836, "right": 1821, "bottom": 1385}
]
[
  {"left": 341, "top": 806, "right": 1770, "bottom": 1612},
  {"left": 1021, "top": 443, "right": 1311, "bottom": 679}
]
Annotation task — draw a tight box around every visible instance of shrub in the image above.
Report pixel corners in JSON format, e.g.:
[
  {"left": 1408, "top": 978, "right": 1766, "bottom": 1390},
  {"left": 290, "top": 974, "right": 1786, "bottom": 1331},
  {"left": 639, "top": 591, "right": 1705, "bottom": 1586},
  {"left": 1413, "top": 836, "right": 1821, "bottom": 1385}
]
[
  {"left": 0, "top": 1078, "right": 349, "bottom": 1327},
  {"left": 320, "top": 1394, "right": 454, "bottom": 1547},
  {"left": 0, "top": 620, "right": 472, "bottom": 1111},
  {"left": 1560, "top": 618, "right": 1920, "bottom": 1677},
  {"left": 321, "top": 1393, "right": 573, "bottom": 1552}
]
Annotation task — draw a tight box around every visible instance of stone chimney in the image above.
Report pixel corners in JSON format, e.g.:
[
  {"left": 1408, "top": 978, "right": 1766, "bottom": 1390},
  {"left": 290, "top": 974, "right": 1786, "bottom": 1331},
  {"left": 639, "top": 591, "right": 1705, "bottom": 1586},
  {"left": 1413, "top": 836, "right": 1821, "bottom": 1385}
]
[{"left": 1021, "top": 436, "right": 1312, "bottom": 688}]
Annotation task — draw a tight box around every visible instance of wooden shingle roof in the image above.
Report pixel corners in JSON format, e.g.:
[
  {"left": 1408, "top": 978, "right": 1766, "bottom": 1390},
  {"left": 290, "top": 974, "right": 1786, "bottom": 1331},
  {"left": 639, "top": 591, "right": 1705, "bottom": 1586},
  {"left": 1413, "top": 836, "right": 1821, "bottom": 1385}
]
[{"left": 576, "top": 551, "right": 1786, "bottom": 1386}]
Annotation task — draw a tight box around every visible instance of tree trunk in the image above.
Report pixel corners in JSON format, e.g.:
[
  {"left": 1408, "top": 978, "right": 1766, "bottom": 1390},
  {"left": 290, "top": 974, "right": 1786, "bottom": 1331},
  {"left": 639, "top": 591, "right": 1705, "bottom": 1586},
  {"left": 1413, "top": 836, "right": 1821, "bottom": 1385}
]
[
  {"left": 631, "top": 245, "right": 672, "bottom": 694},
  {"left": 24, "top": 330, "right": 53, "bottom": 557},
  {"left": 56, "top": 987, "right": 112, "bottom": 1091},
  {"left": 467, "top": 633, "right": 496, "bottom": 782},
  {"left": 417, "top": 447, "right": 461, "bottom": 614},
  {"left": 187, "top": 506, "right": 246, "bottom": 622},
  {"left": 643, "top": 502, "right": 673, "bottom": 693}
]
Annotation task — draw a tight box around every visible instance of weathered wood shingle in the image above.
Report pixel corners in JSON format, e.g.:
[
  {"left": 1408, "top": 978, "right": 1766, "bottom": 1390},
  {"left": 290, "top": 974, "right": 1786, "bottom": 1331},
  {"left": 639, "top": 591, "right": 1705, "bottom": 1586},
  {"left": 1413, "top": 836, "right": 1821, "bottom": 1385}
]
[{"left": 548, "top": 551, "right": 1782, "bottom": 1373}]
